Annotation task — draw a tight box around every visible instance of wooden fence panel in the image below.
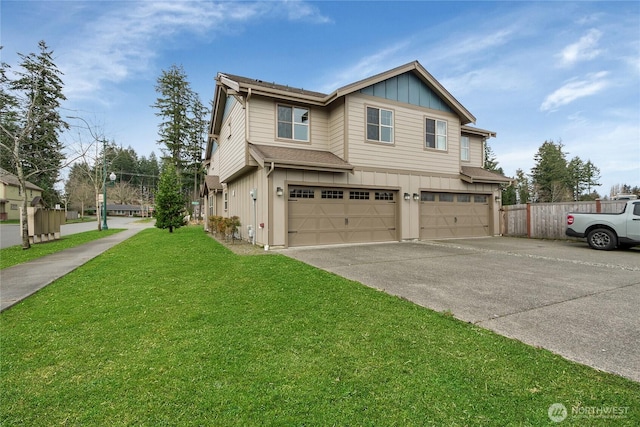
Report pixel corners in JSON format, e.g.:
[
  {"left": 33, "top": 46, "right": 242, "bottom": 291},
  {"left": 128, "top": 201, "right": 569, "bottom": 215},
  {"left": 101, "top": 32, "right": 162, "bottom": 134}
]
[
  {"left": 500, "top": 204, "right": 527, "bottom": 236},
  {"left": 501, "top": 201, "right": 628, "bottom": 239}
]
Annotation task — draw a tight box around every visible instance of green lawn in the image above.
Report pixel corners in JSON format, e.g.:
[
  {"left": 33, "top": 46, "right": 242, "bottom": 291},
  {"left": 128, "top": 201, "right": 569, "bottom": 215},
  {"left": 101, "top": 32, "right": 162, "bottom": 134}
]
[
  {"left": 0, "top": 229, "right": 124, "bottom": 269},
  {"left": 1, "top": 227, "right": 638, "bottom": 426}
]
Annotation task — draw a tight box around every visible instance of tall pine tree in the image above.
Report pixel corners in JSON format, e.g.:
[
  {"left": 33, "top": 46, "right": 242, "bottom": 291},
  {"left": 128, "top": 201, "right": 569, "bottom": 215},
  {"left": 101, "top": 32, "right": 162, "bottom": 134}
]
[
  {"left": 154, "top": 162, "right": 186, "bottom": 233},
  {"left": 9, "top": 41, "right": 67, "bottom": 206},
  {"left": 531, "top": 140, "right": 571, "bottom": 202},
  {"left": 0, "top": 41, "right": 67, "bottom": 248},
  {"left": 152, "top": 65, "right": 209, "bottom": 212}
]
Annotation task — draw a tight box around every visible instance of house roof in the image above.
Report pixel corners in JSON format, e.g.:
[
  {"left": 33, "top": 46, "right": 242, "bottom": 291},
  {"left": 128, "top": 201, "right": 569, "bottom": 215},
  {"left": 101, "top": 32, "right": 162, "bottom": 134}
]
[
  {"left": 208, "top": 61, "right": 478, "bottom": 155},
  {"left": 0, "top": 167, "right": 44, "bottom": 191},
  {"left": 249, "top": 144, "right": 354, "bottom": 173},
  {"left": 461, "top": 125, "right": 497, "bottom": 139},
  {"left": 460, "top": 166, "right": 512, "bottom": 184},
  {"left": 201, "top": 175, "right": 223, "bottom": 196}
]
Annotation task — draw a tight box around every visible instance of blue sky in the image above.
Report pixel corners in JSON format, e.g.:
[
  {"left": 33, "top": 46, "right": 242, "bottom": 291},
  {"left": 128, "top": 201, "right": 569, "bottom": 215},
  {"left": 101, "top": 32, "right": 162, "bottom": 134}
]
[{"left": 2, "top": 0, "right": 639, "bottom": 196}]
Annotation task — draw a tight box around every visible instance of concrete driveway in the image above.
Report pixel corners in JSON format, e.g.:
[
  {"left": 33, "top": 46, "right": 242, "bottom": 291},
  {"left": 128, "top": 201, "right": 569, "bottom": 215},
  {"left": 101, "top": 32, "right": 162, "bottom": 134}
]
[{"left": 281, "top": 237, "right": 640, "bottom": 382}]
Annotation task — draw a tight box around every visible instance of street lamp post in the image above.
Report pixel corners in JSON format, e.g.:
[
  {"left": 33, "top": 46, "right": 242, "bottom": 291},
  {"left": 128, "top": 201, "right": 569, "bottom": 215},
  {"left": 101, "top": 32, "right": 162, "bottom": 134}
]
[{"left": 101, "top": 139, "right": 116, "bottom": 230}]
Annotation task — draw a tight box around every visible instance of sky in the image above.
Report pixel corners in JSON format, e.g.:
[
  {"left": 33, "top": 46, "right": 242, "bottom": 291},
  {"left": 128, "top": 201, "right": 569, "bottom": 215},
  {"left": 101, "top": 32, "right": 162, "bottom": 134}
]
[{"left": 2, "top": 0, "right": 639, "bottom": 196}]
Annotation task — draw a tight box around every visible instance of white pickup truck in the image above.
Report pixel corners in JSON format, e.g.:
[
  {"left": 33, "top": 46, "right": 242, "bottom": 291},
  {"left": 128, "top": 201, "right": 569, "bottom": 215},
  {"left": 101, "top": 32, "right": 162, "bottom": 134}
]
[{"left": 566, "top": 200, "right": 640, "bottom": 250}]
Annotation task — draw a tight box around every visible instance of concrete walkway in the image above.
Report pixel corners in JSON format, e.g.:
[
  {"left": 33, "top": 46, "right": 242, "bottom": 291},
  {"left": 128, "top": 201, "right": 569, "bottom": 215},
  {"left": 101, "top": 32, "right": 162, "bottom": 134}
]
[{"left": 0, "top": 222, "right": 153, "bottom": 312}]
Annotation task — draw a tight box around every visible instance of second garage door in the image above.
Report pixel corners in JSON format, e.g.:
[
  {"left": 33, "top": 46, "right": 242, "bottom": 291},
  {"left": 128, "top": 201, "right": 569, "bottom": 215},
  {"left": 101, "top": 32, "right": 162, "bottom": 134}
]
[
  {"left": 288, "top": 187, "right": 397, "bottom": 247},
  {"left": 420, "top": 192, "right": 491, "bottom": 239}
]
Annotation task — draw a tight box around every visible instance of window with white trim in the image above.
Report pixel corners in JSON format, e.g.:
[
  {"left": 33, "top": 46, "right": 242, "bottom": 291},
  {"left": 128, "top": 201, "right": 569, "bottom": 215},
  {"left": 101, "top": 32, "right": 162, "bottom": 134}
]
[
  {"left": 277, "top": 105, "right": 309, "bottom": 141},
  {"left": 426, "top": 118, "right": 447, "bottom": 150},
  {"left": 366, "top": 107, "right": 393, "bottom": 143},
  {"left": 460, "top": 136, "right": 470, "bottom": 161}
]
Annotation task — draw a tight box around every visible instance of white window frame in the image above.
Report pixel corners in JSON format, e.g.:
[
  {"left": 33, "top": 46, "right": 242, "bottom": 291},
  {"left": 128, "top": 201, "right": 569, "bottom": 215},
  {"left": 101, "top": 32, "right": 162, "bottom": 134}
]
[
  {"left": 426, "top": 118, "right": 447, "bottom": 151},
  {"left": 460, "top": 136, "right": 470, "bottom": 161},
  {"left": 366, "top": 106, "right": 394, "bottom": 143},
  {"left": 277, "top": 104, "right": 309, "bottom": 142}
]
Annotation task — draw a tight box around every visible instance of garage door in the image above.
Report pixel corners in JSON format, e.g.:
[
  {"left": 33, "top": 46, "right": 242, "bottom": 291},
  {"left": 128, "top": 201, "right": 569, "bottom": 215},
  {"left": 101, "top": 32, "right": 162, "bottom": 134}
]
[
  {"left": 288, "top": 187, "right": 397, "bottom": 247},
  {"left": 420, "top": 192, "right": 490, "bottom": 239}
]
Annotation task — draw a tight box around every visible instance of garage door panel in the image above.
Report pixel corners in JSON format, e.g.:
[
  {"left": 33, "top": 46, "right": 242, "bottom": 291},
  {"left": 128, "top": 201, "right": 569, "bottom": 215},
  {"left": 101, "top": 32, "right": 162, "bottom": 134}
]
[
  {"left": 420, "top": 192, "right": 490, "bottom": 240},
  {"left": 288, "top": 187, "right": 397, "bottom": 247}
]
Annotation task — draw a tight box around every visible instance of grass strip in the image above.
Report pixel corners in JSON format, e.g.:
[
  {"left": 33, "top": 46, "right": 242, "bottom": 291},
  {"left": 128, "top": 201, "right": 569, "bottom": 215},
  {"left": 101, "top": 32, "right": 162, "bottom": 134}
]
[
  {"left": 0, "top": 229, "right": 124, "bottom": 269},
  {"left": 1, "top": 226, "right": 638, "bottom": 426}
]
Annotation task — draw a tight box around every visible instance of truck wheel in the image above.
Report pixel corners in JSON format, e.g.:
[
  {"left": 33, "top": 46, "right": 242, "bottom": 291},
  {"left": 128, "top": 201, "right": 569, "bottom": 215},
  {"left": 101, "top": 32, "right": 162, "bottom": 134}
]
[{"left": 587, "top": 228, "right": 617, "bottom": 250}]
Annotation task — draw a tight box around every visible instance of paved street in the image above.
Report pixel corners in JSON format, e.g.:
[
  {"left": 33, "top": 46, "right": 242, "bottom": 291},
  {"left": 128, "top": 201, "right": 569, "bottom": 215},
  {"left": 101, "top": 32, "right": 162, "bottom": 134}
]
[
  {"left": 0, "top": 216, "right": 142, "bottom": 249},
  {"left": 281, "top": 238, "right": 640, "bottom": 382}
]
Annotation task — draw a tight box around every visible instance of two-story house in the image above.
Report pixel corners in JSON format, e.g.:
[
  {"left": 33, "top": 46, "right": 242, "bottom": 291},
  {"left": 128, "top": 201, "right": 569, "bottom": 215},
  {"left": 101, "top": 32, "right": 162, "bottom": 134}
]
[
  {"left": 202, "top": 61, "right": 510, "bottom": 248},
  {"left": 0, "top": 168, "right": 44, "bottom": 221}
]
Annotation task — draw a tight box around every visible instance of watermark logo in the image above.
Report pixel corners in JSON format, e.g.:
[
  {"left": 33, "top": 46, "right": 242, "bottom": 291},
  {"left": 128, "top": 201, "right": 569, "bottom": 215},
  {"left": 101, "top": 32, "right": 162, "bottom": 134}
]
[
  {"left": 548, "top": 402, "right": 630, "bottom": 422},
  {"left": 548, "top": 403, "right": 568, "bottom": 423}
]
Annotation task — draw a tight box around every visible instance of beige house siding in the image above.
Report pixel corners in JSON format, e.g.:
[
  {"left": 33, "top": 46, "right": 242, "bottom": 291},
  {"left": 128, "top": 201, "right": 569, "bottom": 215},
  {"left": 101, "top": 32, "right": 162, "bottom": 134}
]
[
  {"left": 265, "top": 166, "right": 500, "bottom": 247},
  {"left": 248, "top": 95, "right": 330, "bottom": 151},
  {"left": 328, "top": 100, "right": 345, "bottom": 159},
  {"left": 218, "top": 98, "right": 248, "bottom": 182},
  {"left": 466, "top": 134, "right": 485, "bottom": 167},
  {"left": 345, "top": 94, "right": 463, "bottom": 174},
  {"left": 224, "top": 170, "right": 268, "bottom": 243},
  {"left": 203, "top": 62, "right": 508, "bottom": 248}
]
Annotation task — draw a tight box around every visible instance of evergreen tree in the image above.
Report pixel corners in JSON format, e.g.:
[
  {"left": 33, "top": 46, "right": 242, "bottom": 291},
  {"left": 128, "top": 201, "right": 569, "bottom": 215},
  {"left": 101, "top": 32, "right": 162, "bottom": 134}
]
[
  {"left": 583, "top": 160, "right": 601, "bottom": 198},
  {"left": 530, "top": 140, "right": 571, "bottom": 202},
  {"left": 0, "top": 41, "right": 67, "bottom": 248},
  {"left": 9, "top": 41, "right": 67, "bottom": 206},
  {"left": 185, "top": 96, "right": 208, "bottom": 208},
  {"left": 514, "top": 169, "right": 530, "bottom": 204},
  {"left": 152, "top": 64, "right": 195, "bottom": 173},
  {"left": 154, "top": 162, "right": 186, "bottom": 233},
  {"left": 484, "top": 142, "right": 504, "bottom": 174},
  {"left": 567, "top": 156, "right": 586, "bottom": 201}
]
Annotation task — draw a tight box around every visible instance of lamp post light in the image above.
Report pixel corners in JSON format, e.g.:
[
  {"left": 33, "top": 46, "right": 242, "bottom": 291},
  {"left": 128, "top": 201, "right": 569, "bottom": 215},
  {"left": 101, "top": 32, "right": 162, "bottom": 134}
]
[{"left": 102, "top": 138, "right": 116, "bottom": 230}]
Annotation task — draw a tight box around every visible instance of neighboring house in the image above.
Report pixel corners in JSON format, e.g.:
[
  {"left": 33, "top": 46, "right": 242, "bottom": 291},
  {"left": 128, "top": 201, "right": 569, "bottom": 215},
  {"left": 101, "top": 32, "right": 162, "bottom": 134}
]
[
  {"left": 86, "top": 204, "right": 152, "bottom": 217},
  {"left": 202, "top": 61, "right": 510, "bottom": 248},
  {"left": 0, "top": 168, "right": 44, "bottom": 221}
]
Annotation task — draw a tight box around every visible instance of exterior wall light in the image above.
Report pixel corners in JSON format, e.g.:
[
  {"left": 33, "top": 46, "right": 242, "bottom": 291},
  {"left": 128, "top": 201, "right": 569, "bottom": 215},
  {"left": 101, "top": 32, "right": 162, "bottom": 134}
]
[
  {"left": 413, "top": 193, "right": 420, "bottom": 201},
  {"left": 276, "top": 187, "right": 284, "bottom": 196},
  {"left": 495, "top": 195, "right": 501, "bottom": 202},
  {"left": 404, "top": 192, "right": 410, "bottom": 201}
]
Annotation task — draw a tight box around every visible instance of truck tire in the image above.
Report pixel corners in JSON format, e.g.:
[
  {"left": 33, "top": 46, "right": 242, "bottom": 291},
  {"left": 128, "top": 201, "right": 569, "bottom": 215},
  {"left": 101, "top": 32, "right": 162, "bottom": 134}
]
[{"left": 587, "top": 228, "right": 617, "bottom": 250}]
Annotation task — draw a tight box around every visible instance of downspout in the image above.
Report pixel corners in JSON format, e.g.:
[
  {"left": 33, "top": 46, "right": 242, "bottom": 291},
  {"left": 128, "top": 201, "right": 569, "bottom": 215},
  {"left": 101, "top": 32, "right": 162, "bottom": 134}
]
[
  {"left": 245, "top": 88, "right": 253, "bottom": 144},
  {"left": 266, "top": 161, "right": 275, "bottom": 177}
]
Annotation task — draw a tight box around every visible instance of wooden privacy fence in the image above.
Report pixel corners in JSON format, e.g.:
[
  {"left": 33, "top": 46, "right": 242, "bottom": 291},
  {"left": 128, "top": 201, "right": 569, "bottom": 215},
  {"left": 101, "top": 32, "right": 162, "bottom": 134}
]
[{"left": 500, "top": 200, "right": 628, "bottom": 239}]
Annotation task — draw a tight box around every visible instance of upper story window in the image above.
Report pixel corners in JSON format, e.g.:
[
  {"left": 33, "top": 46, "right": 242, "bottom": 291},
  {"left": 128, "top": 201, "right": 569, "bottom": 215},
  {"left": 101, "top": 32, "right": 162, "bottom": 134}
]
[
  {"left": 460, "top": 136, "right": 470, "bottom": 161},
  {"left": 277, "top": 105, "right": 309, "bottom": 141},
  {"left": 366, "top": 106, "right": 393, "bottom": 143},
  {"left": 426, "top": 118, "right": 447, "bottom": 150}
]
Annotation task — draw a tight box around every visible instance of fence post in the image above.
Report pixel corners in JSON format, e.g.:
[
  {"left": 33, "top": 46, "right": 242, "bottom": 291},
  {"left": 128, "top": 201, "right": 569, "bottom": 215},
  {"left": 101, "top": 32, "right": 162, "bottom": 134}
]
[
  {"left": 526, "top": 203, "right": 531, "bottom": 238},
  {"left": 596, "top": 199, "right": 601, "bottom": 213}
]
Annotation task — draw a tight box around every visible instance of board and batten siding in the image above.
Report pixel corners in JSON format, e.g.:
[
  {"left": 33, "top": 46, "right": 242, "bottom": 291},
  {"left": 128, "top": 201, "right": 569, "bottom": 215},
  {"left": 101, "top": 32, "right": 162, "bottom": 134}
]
[
  {"left": 248, "top": 95, "right": 330, "bottom": 151},
  {"left": 328, "top": 101, "right": 345, "bottom": 159},
  {"left": 466, "top": 134, "right": 484, "bottom": 167},
  {"left": 218, "top": 98, "right": 248, "bottom": 182},
  {"left": 345, "top": 94, "right": 462, "bottom": 175}
]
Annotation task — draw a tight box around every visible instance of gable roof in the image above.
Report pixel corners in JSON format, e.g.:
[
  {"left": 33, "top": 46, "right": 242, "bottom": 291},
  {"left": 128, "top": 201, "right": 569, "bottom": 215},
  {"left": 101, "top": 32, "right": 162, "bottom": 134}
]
[
  {"left": 249, "top": 144, "right": 353, "bottom": 173},
  {"left": 330, "top": 61, "right": 475, "bottom": 124},
  {"left": 201, "top": 175, "right": 223, "bottom": 196},
  {"left": 0, "top": 168, "right": 44, "bottom": 191},
  {"left": 209, "top": 61, "right": 476, "bottom": 153}
]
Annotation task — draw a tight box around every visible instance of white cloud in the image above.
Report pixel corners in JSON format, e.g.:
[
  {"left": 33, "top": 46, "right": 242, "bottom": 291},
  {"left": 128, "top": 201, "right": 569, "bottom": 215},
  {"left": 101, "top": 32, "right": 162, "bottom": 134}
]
[
  {"left": 318, "top": 41, "right": 413, "bottom": 92},
  {"left": 557, "top": 28, "right": 602, "bottom": 67},
  {"left": 59, "top": 1, "right": 329, "bottom": 100},
  {"left": 540, "top": 71, "right": 609, "bottom": 112}
]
